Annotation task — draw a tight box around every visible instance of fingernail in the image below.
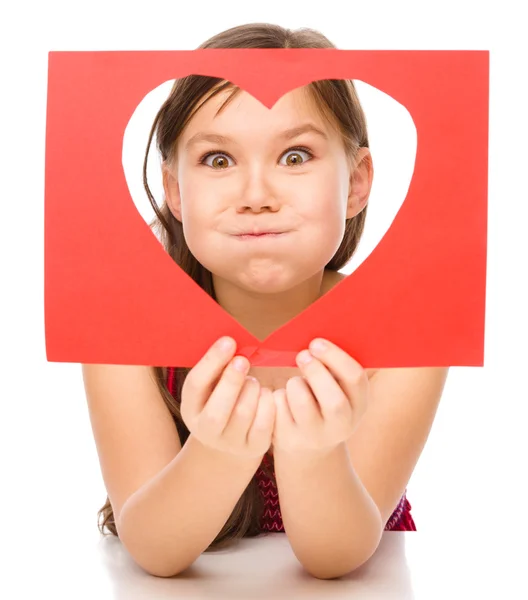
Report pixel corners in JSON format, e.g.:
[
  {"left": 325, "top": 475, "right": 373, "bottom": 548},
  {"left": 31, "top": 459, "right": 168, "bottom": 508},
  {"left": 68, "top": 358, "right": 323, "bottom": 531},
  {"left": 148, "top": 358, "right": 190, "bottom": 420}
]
[
  {"left": 297, "top": 350, "right": 313, "bottom": 365},
  {"left": 233, "top": 356, "right": 248, "bottom": 371},
  {"left": 309, "top": 339, "right": 327, "bottom": 354},
  {"left": 217, "top": 337, "right": 234, "bottom": 351}
]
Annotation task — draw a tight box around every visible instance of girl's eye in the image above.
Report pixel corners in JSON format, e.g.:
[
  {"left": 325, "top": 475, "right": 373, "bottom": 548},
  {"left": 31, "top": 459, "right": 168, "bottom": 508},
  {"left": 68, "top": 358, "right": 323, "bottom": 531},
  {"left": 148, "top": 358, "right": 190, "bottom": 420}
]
[
  {"left": 199, "top": 146, "right": 314, "bottom": 169},
  {"left": 200, "top": 152, "right": 234, "bottom": 169},
  {"left": 279, "top": 147, "right": 313, "bottom": 167}
]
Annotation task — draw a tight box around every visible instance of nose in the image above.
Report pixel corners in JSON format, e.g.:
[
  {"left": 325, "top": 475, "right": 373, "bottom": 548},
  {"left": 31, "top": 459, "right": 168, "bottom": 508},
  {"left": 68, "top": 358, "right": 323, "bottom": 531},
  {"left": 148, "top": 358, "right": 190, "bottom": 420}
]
[{"left": 236, "top": 168, "right": 280, "bottom": 213}]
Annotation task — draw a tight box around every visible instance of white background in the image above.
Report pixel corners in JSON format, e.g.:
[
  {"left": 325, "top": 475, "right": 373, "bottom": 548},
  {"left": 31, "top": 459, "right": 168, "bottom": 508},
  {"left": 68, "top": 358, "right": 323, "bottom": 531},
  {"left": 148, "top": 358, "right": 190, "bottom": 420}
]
[{"left": 1, "top": 0, "right": 527, "bottom": 597}]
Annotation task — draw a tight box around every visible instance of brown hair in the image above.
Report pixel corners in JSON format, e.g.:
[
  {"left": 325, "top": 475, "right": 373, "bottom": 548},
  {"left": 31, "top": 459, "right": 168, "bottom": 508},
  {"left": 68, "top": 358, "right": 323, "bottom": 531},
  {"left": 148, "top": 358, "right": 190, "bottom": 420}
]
[{"left": 98, "top": 22, "right": 370, "bottom": 551}]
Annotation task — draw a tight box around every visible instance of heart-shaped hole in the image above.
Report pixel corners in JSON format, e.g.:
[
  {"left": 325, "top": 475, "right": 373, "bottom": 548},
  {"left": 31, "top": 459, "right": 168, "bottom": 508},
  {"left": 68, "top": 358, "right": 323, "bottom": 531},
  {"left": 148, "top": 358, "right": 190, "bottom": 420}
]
[{"left": 122, "top": 79, "right": 416, "bottom": 338}]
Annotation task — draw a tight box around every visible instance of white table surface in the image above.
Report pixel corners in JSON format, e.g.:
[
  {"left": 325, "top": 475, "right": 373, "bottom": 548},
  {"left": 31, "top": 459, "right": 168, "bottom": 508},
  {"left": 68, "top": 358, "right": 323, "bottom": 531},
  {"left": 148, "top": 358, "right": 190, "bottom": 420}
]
[{"left": 12, "top": 527, "right": 525, "bottom": 599}]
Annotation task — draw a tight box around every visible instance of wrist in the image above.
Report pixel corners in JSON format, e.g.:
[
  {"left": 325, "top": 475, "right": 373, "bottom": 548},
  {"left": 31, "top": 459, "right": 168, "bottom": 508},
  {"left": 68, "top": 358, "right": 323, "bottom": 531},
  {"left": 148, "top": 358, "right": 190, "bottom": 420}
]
[
  {"left": 273, "top": 441, "right": 348, "bottom": 466},
  {"left": 188, "top": 434, "right": 266, "bottom": 468}
]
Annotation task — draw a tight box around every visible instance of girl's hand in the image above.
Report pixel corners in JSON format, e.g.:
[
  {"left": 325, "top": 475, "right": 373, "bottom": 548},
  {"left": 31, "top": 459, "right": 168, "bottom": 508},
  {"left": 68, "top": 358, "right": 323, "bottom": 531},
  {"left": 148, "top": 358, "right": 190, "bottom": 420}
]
[
  {"left": 180, "top": 337, "right": 276, "bottom": 460},
  {"left": 271, "top": 338, "right": 370, "bottom": 458}
]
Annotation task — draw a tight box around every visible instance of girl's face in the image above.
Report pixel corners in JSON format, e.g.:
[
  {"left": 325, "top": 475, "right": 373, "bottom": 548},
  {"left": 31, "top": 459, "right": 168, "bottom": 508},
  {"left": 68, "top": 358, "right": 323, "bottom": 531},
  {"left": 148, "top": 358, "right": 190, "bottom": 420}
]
[{"left": 164, "top": 86, "right": 369, "bottom": 295}]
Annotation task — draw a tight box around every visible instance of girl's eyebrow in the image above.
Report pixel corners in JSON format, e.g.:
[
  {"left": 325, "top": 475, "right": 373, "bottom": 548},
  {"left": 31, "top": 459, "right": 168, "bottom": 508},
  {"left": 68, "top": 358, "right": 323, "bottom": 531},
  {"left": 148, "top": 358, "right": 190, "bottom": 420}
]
[{"left": 184, "top": 122, "right": 329, "bottom": 150}]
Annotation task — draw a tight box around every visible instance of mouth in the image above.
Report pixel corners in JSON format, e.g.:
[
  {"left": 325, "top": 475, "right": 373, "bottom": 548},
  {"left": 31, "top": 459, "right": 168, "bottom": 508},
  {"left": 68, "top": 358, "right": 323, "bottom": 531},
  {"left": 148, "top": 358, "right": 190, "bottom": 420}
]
[{"left": 234, "top": 232, "right": 289, "bottom": 240}]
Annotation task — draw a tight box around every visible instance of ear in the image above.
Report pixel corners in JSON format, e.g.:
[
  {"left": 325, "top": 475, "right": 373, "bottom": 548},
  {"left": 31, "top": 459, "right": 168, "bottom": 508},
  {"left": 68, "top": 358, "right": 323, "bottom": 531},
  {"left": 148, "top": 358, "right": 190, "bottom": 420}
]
[
  {"left": 162, "top": 160, "right": 183, "bottom": 222},
  {"left": 346, "top": 147, "right": 374, "bottom": 219}
]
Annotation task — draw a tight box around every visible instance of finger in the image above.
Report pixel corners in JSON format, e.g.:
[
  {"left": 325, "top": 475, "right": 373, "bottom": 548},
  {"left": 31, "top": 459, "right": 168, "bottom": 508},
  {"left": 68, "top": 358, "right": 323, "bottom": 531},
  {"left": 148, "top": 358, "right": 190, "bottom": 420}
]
[
  {"left": 182, "top": 337, "right": 238, "bottom": 417},
  {"left": 296, "top": 349, "right": 352, "bottom": 421},
  {"left": 199, "top": 354, "right": 251, "bottom": 435},
  {"left": 285, "top": 376, "right": 322, "bottom": 426},
  {"left": 273, "top": 388, "right": 295, "bottom": 439},
  {"left": 247, "top": 386, "right": 275, "bottom": 445},
  {"left": 222, "top": 376, "right": 260, "bottom": 442},
  {"left": 306, "top": 339, "right": 369, "bottom": 410}
]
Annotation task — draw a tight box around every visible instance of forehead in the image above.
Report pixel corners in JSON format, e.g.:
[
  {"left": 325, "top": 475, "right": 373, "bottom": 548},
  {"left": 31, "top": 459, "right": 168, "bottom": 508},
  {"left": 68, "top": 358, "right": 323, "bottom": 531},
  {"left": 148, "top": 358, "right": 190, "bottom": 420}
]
[{"left": 180, "top": 84, "right": 334, "bottom": 143}]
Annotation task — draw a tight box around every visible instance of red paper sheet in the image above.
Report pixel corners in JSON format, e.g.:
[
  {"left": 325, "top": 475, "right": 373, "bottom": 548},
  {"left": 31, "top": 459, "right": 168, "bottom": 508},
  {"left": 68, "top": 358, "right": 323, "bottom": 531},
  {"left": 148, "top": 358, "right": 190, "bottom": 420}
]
[{"left": 44, "top": 49, "right": 488, "bottom": 367}]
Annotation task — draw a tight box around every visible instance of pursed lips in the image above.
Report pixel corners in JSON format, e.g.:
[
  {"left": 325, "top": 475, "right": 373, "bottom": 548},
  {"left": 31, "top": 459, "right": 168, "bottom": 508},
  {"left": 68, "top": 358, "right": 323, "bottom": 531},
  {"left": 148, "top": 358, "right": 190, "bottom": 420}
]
[
  {"left": 231, "top": 226, "right": 291, "bottom": 235},
  {"left": 233, "top": 230, "right": 290, "bottom": 240}
]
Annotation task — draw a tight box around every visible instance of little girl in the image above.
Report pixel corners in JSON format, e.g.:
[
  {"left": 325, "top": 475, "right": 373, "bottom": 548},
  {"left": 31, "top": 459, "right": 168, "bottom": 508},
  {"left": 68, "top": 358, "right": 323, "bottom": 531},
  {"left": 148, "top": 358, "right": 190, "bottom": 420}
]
[{"left": 83, "top": 22, "right": 448, "bottom": 580}]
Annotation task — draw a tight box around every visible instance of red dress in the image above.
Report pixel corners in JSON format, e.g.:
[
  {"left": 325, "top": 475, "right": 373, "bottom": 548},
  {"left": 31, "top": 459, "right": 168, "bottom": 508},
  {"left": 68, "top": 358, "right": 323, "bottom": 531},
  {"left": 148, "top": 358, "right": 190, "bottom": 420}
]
[
  {"left": 256, "top": 453, "right": 416, "bottom": 532},
  {"left": 167, "top": 367, "right": 416, "bottom": 532}
]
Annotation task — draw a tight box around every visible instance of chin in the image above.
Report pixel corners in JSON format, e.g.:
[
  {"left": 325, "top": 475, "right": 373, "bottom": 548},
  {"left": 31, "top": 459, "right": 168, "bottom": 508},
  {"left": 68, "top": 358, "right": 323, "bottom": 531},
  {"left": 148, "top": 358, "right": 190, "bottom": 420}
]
[
  {"left": 226, "top": 263, "right": 292, "bottom": 292},
  {"left": 239, "top": 278, "right": 293, "bottom": 295}
]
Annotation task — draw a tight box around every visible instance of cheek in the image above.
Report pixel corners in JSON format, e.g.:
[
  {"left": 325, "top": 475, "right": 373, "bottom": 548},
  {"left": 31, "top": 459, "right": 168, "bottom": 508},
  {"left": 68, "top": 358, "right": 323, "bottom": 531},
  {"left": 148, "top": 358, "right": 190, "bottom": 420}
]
[
  {"left": 299, "top": 182, "right": 347, "bottom": 258},
  {"left": 182, "top": 212, "right": 212, "bottom": 259},
  {"left": 179, "top": 189, "right": 214, "bottom": 253},
  {"left": 303, "top": 183, "right": 346, "bottom": 231}
]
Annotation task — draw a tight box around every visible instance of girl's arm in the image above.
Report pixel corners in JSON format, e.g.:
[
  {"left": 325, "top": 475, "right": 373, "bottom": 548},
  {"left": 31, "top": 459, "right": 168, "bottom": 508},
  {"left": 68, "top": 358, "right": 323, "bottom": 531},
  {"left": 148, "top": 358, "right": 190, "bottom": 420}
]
[
  {"left": 274, "top": 442, "right": 383, "bottom": 580},
  {"left": 275, "top": 366, "right": 449, "bottom": 579},
  {"left": 345, "top": 366, "right": 449, "bottom": 525},
  {"left": 118, "top": 433, "right": 262, "bottom": 577},
  {"left": 82, "top": 363, "right": 263, "bottom": 578}
]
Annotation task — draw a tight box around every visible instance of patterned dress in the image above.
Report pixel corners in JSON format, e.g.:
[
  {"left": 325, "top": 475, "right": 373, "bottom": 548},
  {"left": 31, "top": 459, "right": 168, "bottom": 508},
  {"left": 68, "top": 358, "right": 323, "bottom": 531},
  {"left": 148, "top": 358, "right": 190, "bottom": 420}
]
[
  {"left": 167, "top": 367, "right": 416, "bottom": 532},
  {"left": 256, "top": 453, "right": 416, "bottom": 532}
]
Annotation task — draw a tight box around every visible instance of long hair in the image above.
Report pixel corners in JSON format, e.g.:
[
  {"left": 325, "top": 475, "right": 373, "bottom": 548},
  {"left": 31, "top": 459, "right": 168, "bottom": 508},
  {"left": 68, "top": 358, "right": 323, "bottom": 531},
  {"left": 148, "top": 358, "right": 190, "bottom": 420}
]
[{"left": 98, "top": 22, "right": 370, "bottom": 551}]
